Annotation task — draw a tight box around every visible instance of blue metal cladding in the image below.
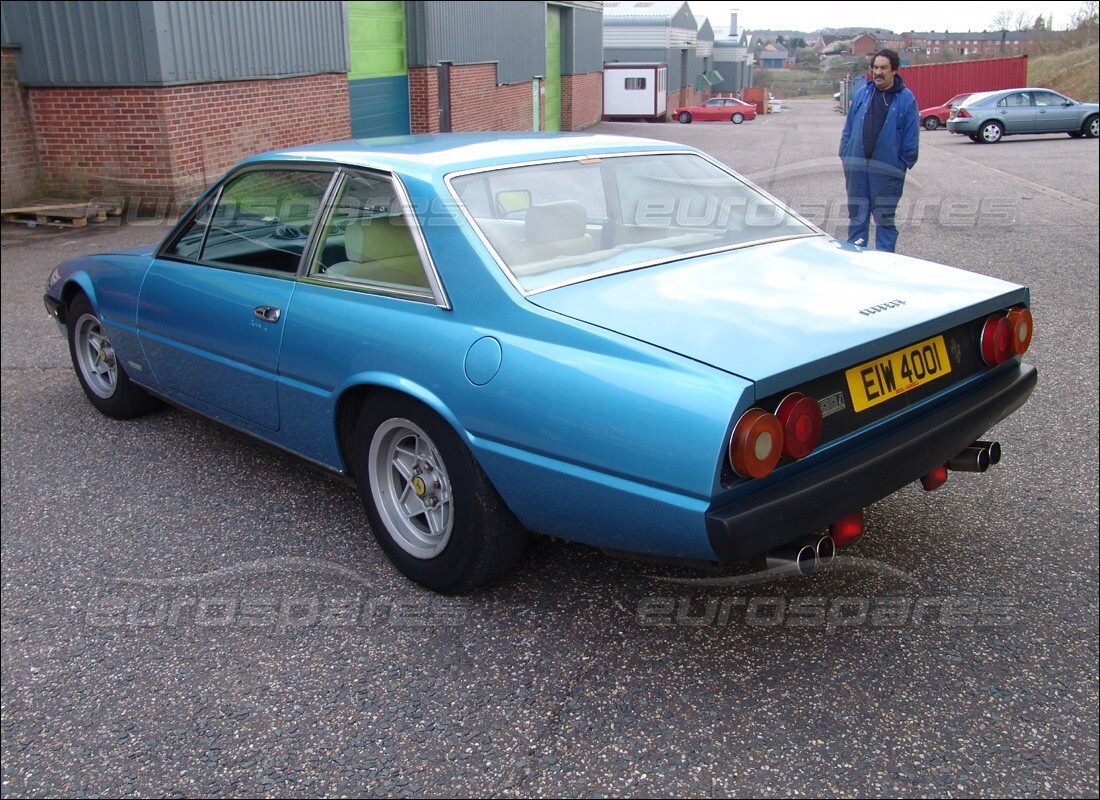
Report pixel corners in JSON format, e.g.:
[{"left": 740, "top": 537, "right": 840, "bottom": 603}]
[{"left": 349, "top": 74, "right": 411, "bottom": 138}]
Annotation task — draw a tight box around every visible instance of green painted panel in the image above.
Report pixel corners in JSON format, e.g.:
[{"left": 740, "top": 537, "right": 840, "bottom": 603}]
[
  {"left": 545, "top": 5, "right": 561, "bottom": 131},
  {"left": 348, "top": 1, "right": 406, "bottom": 80}
]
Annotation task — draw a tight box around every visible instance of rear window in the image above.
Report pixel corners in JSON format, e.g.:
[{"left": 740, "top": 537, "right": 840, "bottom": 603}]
[{"left": 448, "top": 152, "right": 816, "bottom": 293}]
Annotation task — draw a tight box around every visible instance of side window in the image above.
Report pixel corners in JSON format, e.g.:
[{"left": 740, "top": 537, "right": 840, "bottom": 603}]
[
  {"left": 311, "top": 171, "right": 431, "bottom": 293},
  {"left": 999, "top": 92, "right": 1031, "bottom": 108},
  {"left": 1032, "top": 91, "right": 1063, "bottom": 107},
  {"left": 164, "top": 169, "right": 333, "bottom": 273}
]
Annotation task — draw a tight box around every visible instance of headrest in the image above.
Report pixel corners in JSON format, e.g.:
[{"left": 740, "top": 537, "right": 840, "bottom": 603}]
[
  {"left": 344, "top": 216, "right": 418, "bottom": 263},
  {"left": 524, "top": 201, "right": 588, "bottom": 244}
]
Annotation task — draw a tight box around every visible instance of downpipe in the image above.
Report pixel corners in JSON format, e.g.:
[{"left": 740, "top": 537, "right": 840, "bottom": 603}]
[{"left": 766, "top": 533, "right": 836, "bottom": 575}]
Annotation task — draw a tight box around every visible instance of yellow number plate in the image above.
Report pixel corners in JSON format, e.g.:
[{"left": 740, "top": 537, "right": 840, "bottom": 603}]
[{"left": 845, "top": 335, "right": 953, "bottom": 413}]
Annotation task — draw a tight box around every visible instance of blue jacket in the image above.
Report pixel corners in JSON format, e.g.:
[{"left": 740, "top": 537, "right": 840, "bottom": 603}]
[{"left": 839, "top": 77, "right": 920, "bottom": 173}]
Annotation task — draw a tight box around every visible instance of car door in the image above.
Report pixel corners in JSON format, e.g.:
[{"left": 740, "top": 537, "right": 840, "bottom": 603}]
[
  {"left": 1031, "top": 90, "right": 1079, "bottom": 132},
  {"left": 699, "top": 99, "right": 725, "bottom": 121},
  {"left": 996, "top": 91, "right": 1037, "bottom": 133},
  {"left": 138, "top": 167, "right": 335, "bottom": 430}
]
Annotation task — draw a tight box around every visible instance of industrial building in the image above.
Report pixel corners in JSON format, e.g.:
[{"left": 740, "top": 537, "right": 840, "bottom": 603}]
[
  {"left": 602, "top": 1, "right": 752, "bottom": 119},
  {"left": 1, "top": 1, "right": 604, "bottom": 206}
]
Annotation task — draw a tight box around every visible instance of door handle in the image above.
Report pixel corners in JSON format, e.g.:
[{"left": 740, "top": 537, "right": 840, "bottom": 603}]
[{"left": 254, "top": 306, "right": 281, "bottom": 323}]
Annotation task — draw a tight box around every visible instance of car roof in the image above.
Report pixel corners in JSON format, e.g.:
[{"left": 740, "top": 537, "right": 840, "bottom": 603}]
[{"left": 239, "top": 133, "right": 694, "bottom": 183}]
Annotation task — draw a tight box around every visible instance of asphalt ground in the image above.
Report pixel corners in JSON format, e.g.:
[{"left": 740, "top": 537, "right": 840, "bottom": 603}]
[{"left": 2, "top": 98, "right": 1097, "bottom": 798}]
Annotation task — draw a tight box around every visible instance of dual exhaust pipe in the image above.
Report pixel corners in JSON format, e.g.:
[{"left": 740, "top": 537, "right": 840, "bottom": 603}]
[
  {"left": 947, "top": 440, "right": 1001, "bottom": 473},
  {"left": 765, "top": 441, "right": 1002, "bottom": 577},
  {"left": 766, "top": 533, "right": 835, "bottom": 576}
]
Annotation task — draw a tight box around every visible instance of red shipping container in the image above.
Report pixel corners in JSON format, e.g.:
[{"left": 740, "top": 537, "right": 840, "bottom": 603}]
[{"left": 897, "top": 56, "right": 1029, "bottom": 110}]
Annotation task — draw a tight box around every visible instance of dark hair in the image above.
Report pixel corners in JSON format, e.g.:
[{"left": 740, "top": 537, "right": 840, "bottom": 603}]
[{"left": 873, "top": 48, "right": 900, "bottom": 71}]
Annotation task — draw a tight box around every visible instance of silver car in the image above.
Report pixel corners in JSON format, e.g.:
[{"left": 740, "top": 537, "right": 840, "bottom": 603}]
[{"left": 946, "top": 87, "right": 1100, "bottom": 143}]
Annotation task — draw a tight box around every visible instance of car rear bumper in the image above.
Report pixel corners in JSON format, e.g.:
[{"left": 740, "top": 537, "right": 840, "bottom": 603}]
[
  {"left": 946, "top": 120, "right": 979, "bottom": 134},
  {"left": 704, "top": 362, "right": 1037, "bottom": 563}
]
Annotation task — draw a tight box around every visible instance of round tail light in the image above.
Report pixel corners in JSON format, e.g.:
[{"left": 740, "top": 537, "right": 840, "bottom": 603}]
[
  {"left": 980, "top": 314, "right": 1014, "bottom": 366},
  {"left": 1006, "top": 307, "right": 1033, "bottom": 354},
  {"left": 775, "top": 393, "right": 823, "bottom": 460},
  {"left": 730, "top": 409, "right": 783, "bottom": 479}
]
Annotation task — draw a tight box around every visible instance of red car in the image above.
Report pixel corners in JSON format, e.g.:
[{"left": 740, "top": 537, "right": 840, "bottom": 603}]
[
  {"left": 675, "top": 96, "right": 757, "bottom": 124},
  {"left": 919, "top": 93, "right": 973, "bottom": 130}
]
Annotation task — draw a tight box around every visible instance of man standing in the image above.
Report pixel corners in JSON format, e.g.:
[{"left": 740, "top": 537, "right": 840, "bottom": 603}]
[{"left": 839, "top": 48, "right": 919, "bottom": 252}]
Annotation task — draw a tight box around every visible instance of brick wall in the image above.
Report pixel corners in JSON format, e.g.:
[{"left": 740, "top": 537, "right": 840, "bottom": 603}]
[
  {"left": 26, "top": 73, "right": 349, "bottom": 204},
  {"left": 408, "top": 68, "right": 442, "bottom": 134},
  {"left": 1, "top": 49, "right": 40, "bottom": 206},
  {"left": 450, "top": 64, "right": 534, "bottom": 132},
  {"left": 409, "top": 63, "right": 604, "bottom": 134},
  {"left": 561, "top": 71, "right": 603, "bottom": 130},
  {"left": 410, "top": 64, "right": 535, "bottom": 134}
]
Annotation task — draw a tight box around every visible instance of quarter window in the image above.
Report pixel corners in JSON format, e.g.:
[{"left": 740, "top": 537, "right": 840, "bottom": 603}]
[{"left": 310, "top": 171, "right": 431, "bottom": 295}]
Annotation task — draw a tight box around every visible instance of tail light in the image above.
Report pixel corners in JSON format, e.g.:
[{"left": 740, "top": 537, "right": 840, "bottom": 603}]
[
  {"left": 980, "top": 314, "right": 1014, "bottom": 366},
  {"left": 981, "top": 307, "right": 1033, "bottom": 366},
  {"left": 775, "top": 393, "right": 823, "bottom": 460},
  {"left": 729, "top": 409, "right": 783, "bottom": 479},
  {"left": 1006, "top": 307, "right": 1033, "bottom": 354},
  {"left": 956, "top": 108, "right": 971, "bottom": 118}
]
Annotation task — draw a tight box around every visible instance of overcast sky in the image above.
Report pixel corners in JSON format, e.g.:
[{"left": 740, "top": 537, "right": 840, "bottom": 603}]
[{"left": 689, "top": 1, "right": 1088, "bottom": 34}]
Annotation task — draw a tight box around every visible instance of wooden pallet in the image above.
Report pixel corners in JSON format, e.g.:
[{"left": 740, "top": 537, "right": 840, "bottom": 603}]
[{"left": 1, "top": 200, "right": 123, "bottom": 228}]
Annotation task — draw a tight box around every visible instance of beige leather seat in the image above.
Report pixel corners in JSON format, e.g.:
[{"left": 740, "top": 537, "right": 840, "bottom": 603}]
[
  {"left": 326, "top": 217, "right": 429, "bottom": 288},
  {"left": 498, "top": 201, "right": 596, "bottom": 265}
]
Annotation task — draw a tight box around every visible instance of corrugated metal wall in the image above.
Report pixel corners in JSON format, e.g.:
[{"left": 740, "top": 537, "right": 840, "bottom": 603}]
[
  {"left": 563, "top": 6, "right": 603, "bottom": 75},
  {"left": 407, "top": 0, "right": 545, "bottom": 86},
  {"left": 898, "top": 56, "right": 1029, "bottom": 109},
  {"left": 0, "top": 0, "right": 347, "bottom": 87}
]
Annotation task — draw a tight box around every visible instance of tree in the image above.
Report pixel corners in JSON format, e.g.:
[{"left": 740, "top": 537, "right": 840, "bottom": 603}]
[{"left": 1068, "top": 0, "right": 1099, "bottom": 44}]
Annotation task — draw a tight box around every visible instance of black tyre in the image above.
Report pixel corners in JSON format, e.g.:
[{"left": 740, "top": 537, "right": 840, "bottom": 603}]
[
  {"left": 731, "top": 113, "right": 744, "bottom": 124},
  {"left": 922, "top": 116, "right": 940, "bottom": 131},
  {"left": 353, "top": 394, "right": 526, "bottom": 594},
  {"left": 978, "top": 120, "right": 1004, "bottom": 143},
  {"left": 968, "top": 134, "right": 980, "bottom": 142},
  {"left": 1084, "top": 114, "right": 1099, "bottom": 138},
  {"left": 67, "top": 294, "right": 160, "bottom": 419},
  {"left": 677, "top": 111, "right": 692, "bottom": 124}
]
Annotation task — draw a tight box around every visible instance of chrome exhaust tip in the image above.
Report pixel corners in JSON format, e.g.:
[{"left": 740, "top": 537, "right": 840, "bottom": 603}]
[
  {"left": 975, "top": 440, "right": 1001, "bottom": 465},
  {"left": 815, "top": 533, "right": 836, "bottom": 568},
  {"left": 948, "top": 445, "right": 990, "bottom": 473},
  {"left": 766, "top": 542, "right": 819, "bottom": 575},
  {"left": 766, "top": 534, "right": 836, "bottom": 575}
]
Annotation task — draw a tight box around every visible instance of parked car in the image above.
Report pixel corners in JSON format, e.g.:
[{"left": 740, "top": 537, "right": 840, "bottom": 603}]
[
  {"left": 675, "top": 96, "right": 757, "bottom": 124},
  {"left": 919, "top": 93, "right": 973, "bottom": 130},
  {"left": 44, "top": 133, "right": 1037, "bottom": 593},
  {"left": 947, "top": 87, "right": 1100, "bottom": 142}
]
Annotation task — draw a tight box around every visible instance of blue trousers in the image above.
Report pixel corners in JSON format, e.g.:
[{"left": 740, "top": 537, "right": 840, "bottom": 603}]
[{"left": 843, "top": 159, "right": 907, "bottom": 252}]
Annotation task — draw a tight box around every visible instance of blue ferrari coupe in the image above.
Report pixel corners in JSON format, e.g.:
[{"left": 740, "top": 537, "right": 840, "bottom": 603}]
[{"left": 44, "top": 133, "right": 1036, "bottom": 593}]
